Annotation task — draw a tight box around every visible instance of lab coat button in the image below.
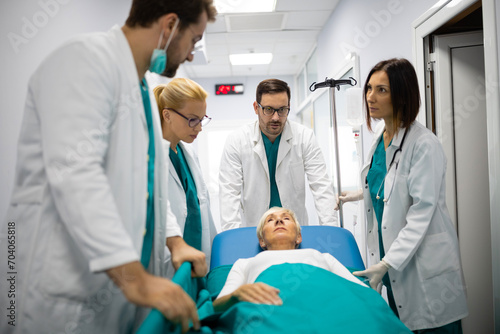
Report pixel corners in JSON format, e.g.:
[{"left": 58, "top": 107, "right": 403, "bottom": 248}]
[
  {"left": 367, "top": 209, "right": 371, "bottom": 213},
  {"left": 383, "top": 226, "right": 387, "bottom": 229}
]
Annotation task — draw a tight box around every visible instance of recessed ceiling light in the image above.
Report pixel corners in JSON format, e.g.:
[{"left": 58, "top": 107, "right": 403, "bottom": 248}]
[
  {"left": 229, "top": 53, "right": 273, "bottom": 65},
  {"left": 215, "top": 0, "right": 277, "bottom": 14}
]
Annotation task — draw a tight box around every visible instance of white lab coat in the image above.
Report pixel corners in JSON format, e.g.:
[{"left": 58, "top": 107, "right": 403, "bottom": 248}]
[
  {"left": 361, "top": 121, "right": 468, "bottom": 330},
  {"left": 0, "top": 25, "right": 181, "bottom": 334},
  {"left": 219, "top": 120, "right": 338, "bottom": 230},
  {"left": 163, "top": 140, "right": 217, "bottom": 277}
]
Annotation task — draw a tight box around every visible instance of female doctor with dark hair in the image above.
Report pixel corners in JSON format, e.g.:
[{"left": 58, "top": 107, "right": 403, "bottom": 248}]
[
  {"left": 153, "top": 78, "right": 217, "bottom": 277},
  {"left": 337, "top": 58, "right": 468, "bottom": 333}
]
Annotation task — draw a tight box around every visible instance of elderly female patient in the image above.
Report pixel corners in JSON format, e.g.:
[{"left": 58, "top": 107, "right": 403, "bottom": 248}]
[
  {"left": 210, "top": 207, "right": 410, "bottom": 333},
  {"left": 213, "top": 207, "right": 365, "bottom": 311}
]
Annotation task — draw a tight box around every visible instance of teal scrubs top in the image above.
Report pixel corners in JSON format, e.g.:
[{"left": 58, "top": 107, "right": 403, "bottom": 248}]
[
  {"left": 169, "top": 145, "right": 202, "bottom": 251},
  {"left": 262, "top": 132, "right": 282, "bottom": 208},
  {"left": 366, "top": 135, "right": 399, "bottom": 317},
  {"left": 139, "top": 79, "right": 155, "bottom": 269}
]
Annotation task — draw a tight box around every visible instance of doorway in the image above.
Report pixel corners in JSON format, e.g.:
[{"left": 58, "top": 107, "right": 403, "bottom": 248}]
[
  {"left": 432, "top": 30, "right": 493, "bottom": 333},
  {"left": 414, "top": 0, "right": 500, "bottom": 332}
]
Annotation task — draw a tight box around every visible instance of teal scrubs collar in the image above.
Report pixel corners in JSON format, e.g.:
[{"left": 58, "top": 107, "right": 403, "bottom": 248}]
[{"left": 262, "top": 132, "right": 282, "bottom": 208}]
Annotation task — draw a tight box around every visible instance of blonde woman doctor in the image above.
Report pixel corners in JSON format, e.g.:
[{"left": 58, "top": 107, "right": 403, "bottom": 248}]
[{"left": 153, "top": 79, "right": 217, "bottom": 277}]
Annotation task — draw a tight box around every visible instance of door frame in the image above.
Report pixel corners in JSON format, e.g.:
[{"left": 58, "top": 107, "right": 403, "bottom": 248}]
[
  {"left": 433, "top": 31, "right": 484, "bottom": 227},
  {"left": 412, "top": 0, "right": 500, "bottom": 331}
]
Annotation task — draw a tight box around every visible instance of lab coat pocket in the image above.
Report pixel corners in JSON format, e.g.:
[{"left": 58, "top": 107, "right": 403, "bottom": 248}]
[
  {"left": 289, "top": 162, "right": 305, "bottom": 191},
  {"left": 415, "top": 232, "right": 460, "bottom": 281},
  {"left": 40, "top": 224, "right": 108, "bottom": 301}
]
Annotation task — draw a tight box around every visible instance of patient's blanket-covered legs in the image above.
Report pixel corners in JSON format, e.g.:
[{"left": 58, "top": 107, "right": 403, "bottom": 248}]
[
  {"left": 137, "top": 263, "right": 411, "bottom": 333},
  {"left": 215, "top": 263, "right": 410, "bottom": 334}
]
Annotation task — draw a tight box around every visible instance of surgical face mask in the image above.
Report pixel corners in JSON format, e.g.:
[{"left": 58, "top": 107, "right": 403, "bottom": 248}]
[{"left": 149, "top": 19, "right": 180, "bottom": 74}]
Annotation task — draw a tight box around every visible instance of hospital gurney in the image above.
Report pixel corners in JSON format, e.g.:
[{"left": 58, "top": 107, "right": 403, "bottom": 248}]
[{"left": 137, "top": 226, "right": 410, "bottom": 333}]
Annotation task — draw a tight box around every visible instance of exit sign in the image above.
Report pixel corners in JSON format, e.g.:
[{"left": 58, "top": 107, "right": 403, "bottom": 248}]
[{"left": 215, "top": 84, "right": 244, "bottom": 95}]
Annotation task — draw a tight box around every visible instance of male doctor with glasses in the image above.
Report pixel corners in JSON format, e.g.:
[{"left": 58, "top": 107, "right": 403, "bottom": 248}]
[{"left": 219, "top": 79, "right": 339, "bottom": 230}]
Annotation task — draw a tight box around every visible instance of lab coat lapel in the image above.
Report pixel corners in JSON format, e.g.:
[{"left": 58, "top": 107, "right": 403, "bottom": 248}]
[
  {"left": 385, "top": 127, "right": 405, "bottom": 169},
  {"left": 361, "top": 122, "right": 385, "bottom": 233},
  {"left": 180, "top": 142, "right": 208, "bottom": 201},
  {"left": 151, "top": 86, "right": 167, "bottom": 276},
  {"left": 252, "top": 121, "right": 270, "bottom": 178},
  {"left": 384, "top": 126, "right": 405, "bottom": 201},
  {"left": 116, "top": 26, "right": 147, "bottom": 131},
  {"left": 138, "top": 87, "right": 147, "bottom": 130},
  {"left": 276, "top": 121, "right": 292, "bottom": 168}
]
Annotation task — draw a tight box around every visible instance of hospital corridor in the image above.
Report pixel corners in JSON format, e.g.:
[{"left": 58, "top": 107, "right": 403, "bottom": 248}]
[{"left": 0, "top": 0, "right": 499, "bottom": 333}]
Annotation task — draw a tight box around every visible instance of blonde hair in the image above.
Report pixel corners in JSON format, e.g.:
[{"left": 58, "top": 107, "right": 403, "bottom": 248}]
[
  {"left": 153, "top": 78, "right": 208, "bottom": 126},
  {"left": 256, "top": 207, "right": 301, "bottom": 240}
]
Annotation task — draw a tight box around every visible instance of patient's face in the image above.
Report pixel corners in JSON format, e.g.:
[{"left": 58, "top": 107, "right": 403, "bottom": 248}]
[{"left": 259, "top": 210, "right": 302, "bottom": 250}]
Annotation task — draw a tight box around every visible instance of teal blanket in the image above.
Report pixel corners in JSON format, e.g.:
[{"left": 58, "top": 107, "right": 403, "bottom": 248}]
[{"left": 137, "top": 263, "right": 411, "bottom": 333}]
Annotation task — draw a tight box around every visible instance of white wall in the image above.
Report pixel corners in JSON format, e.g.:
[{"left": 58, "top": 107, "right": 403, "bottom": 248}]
[
  {"left": 315, "top": 0, "right": 438, "bottom": 158},
  {"left": 0, "top": 0, "right": 132, "bottom": 221},
  {"left": 0, "top": 0, "right": 189, "bottom": 221},
  {"left": 317, "top": 0, "right": 438, "bottom": 81}
]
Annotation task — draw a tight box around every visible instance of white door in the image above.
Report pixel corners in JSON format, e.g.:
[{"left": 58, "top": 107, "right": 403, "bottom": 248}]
[{"left": 433, "top": 31, "right": 493, "bottom": 333}]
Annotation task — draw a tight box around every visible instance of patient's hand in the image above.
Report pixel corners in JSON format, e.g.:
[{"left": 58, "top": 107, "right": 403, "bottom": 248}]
[
  {"left": 167, "top": 236, "right": 207, "bottom": 277},
  {"left": 213, "top": 282, "right": 282, "bottom": 312},
  {"left": 234, "top": 283, "right": 282, "bottom": 305}
]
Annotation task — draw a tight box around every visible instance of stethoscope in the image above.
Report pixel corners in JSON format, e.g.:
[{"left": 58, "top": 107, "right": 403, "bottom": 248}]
[{"left": 367, "top": 128, "right": 409, "bottom": 203}]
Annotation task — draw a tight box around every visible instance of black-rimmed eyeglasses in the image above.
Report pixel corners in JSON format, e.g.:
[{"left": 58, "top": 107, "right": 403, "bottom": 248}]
[
  {"left": 257, "top": 102, "right": 290, "bottom": 117},
  {"left": 165, "top": 108, "right": 211, "bottom": 128}
]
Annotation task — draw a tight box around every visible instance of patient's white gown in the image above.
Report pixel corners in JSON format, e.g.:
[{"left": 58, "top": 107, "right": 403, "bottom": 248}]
[{"left": 218, "top": 248, "right": 366, "bottom": 298}]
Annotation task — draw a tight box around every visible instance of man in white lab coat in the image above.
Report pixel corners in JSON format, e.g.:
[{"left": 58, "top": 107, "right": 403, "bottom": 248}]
[
  {"left": 0, "top": 1, "right": 216, "bottom": 333},
  {"left": 219, "top": 79, "right": 338, "bottom": 230}
]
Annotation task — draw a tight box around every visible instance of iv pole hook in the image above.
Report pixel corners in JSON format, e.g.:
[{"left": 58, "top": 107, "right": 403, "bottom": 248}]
[{"left": 309, "top": 77, "right": 357, "bottom": 92}]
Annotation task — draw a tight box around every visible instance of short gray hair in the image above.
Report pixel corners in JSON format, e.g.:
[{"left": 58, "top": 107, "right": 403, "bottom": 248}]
[{"left": 256, "top": 207, "right": 301, "bottom": 240}]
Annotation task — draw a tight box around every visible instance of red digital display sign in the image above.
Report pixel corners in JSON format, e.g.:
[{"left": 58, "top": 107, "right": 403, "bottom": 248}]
[{"left": 215, "top": 84, "right": 244, "bottom": 95}]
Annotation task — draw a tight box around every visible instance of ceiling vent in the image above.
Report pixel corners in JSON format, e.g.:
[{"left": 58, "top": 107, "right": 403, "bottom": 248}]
[{"left": 226, "top": 12, "right": 287, "bottom": 32}]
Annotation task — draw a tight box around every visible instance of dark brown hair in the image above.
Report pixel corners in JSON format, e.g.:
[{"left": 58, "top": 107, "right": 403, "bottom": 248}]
[
  {"left": 256, "top": 79, "right": 291, "bottom": 105},
  {"left": 125, "top": 0, "right": 217, "bottom": 30},
  {"left": 364, "top": 58, "right": 420, "bottom": 133}
]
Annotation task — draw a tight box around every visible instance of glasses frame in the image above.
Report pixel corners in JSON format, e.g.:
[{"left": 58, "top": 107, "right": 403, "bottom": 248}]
[
  {"left": 165, "top": 108, "right": 211, "bottom": 128},
  {"left": 188, "top": 24, "right": 203, "bottom": 55},
  {"left": 257, "top": 102, "right": 290, "bottom": 117}
]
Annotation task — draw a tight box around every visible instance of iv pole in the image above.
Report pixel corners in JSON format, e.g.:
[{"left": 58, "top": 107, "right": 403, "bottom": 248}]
[{"left": 309, "top": 77, "right": 357, "bottom": 228}]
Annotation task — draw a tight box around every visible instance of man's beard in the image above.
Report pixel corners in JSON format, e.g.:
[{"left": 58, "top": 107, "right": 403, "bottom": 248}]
[{"left": 162, "top": 62, "right": 179, "bottom": 78}]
